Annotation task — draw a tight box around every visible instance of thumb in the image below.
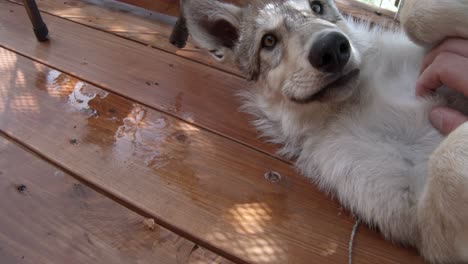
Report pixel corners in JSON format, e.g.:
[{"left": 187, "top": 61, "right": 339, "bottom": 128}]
[{"left": 430, "top": 107, "right": 468, "bottom": 135}]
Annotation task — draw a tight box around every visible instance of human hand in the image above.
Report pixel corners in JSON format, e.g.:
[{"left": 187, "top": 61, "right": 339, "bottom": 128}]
[{"left": 416, "top": 38, "right": 468, "bottom": 135}]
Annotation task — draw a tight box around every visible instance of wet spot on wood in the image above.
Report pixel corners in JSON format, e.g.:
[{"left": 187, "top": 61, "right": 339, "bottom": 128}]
[
  {"left": 337, "top": 206, "right": 344, "bottom": 216},
  {"left": 72, "top": 183, "right": 89, "bottom": 198},
  {"left": 175, "top": 133, "right": 187, "bottom": 143},
  {"left": 146, "top": 81, "right": 159, "bottom": 86},
  {"left": 143, "top": 218, "right": 156, "bottom": 231},
  {"left": 16, "top": 184, "right": 27, "bottom": 193},
  {"left": 85, "top": 233, "right": 94, "bottom": 245},
  {"left": 70, "top": 139, "right": 79, "bottom": 145},
  {"left": 158, "top": 229, "right": 173, "bottom": 244},
  {"left": 264, "top": 171, "right": 281, "bottom": 184},
  {"left": 403, "top": 157, "right": 415, "bottom": 167},
  {"left": 54, "top": 171, "right": 65, "bottom": 177},
  {"left": 90, "top": 110, "right": 100, "bottom": 118}
]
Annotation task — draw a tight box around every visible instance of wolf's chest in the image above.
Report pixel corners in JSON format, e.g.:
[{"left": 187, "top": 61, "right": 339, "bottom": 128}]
[{"left": 357, "top": 97, "right": 444, "bottom": 167}]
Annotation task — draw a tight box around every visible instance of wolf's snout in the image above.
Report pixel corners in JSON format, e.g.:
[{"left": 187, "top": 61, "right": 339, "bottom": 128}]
[{"left": 309, "top": 32, "right": 351, "bottom": 73}]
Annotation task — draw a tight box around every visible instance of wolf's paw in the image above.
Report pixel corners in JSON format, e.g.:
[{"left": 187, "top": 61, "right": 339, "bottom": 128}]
[
  {"left": 417, "top": 122, "right": 468, "bottom": 263},
  {"left": 169, "top": 17, "right": 189, "bottom": 49},
  {"left": 400, "top": 0, "right": 468, "bottom": 47}
]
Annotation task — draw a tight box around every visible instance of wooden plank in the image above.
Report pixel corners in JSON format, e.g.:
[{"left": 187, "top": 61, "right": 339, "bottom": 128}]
[
  {"left": 0, "top": 136, "right": 233, "bottom": 264},
  {"left": 0, "top": 0, "right": 281, "bottom": 160},
  {"left": 114, "top": 0, "right": 397, "bottom": 27},
  {"left": 0, "top": 47, "right": 424, "bottom": 263},
  {"left": 114, "top": 0, "right": 243, "bottom": 17},
  {"left": 22, "top": 0, "right": 242, "bottom": 76},
  {"left": 115, "top": 0, "right": 180, "bottom": 17}
]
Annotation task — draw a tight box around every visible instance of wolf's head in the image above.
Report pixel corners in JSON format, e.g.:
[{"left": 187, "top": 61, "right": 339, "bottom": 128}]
[{"left": 184, "top": 0, "right": 362, "bottom": 104}]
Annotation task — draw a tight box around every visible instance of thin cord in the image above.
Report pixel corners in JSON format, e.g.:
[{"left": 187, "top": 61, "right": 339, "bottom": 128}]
[{"left": 348, "top": 219, "right": 361, "bottom": 264}]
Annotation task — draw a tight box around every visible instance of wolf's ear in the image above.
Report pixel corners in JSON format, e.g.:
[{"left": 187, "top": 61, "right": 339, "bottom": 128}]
[{"left": 183, "top": 0, "right": 242, "bottom": 61}]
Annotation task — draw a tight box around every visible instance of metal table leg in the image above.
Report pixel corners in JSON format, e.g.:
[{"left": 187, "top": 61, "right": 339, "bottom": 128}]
[{"left": 22, "top": 0, "right": 49, "bottom": 42}]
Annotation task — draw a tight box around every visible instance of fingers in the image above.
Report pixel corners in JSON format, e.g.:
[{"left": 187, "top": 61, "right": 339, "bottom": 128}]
[
  {"left": 430, "top": 107, "right": 468, "bottom": 135},
  {"left": 416, "top": 52, "right": 468, "bottom": 96},
  {"left": 420, "top": 38, "right": 468, "bottom": 74}
]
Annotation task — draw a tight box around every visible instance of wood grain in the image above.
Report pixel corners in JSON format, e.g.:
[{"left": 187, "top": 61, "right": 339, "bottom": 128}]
[
  {"left": 114, "top": 0, "right": 398, "bottom": 27},
  {"left": 0, "top": 47, "right": 424, "bottom": 263},
  {"left": 0, "top": 136, "right": 233, "bottom": 264},
  {"left": 115, "top": 0, "right": 180, "bottom": 16},
  {"left": 115, "top": 0, "right": 244, "bottom": 17},
  {"left": 0, "top": 0, "right": 281, "bottom": 160},
  {"left": 24, "top": 0, "right": 242, "bottom": 76}
]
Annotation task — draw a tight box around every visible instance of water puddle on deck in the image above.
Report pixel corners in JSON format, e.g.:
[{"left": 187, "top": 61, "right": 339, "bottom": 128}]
[
  {"left": 114, "top": 105, "right": 174, "bottom": 170},
  {"left": 42, "top": 69, "right": 198, "bottom": 176},
  {"left": 45, "top": 70, "right": 108, "bottom": 117},
  {"left": 36, "top": 68, "right": 233, "bottom": 211}
]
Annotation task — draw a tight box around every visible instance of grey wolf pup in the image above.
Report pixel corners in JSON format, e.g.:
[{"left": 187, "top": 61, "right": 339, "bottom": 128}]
[{"left": 180, "top": 0, "right": 468, "bottom": 262}]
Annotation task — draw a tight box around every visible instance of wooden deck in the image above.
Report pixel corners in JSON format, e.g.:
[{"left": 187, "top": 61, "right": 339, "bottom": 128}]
[{"left": 0, "top": 0, "right": 424, "bottom": 263}]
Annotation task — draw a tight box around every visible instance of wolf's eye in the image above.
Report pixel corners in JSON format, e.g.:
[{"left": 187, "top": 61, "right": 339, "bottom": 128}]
[
  {"left": 262, "top": 34, "right": 277, "bottom": 50},
  {"left": 311, "top": 1, "right": 323, "bottom": 14}
]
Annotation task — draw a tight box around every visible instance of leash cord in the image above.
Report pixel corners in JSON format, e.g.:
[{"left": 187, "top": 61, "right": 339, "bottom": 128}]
[{"left": 348, "top": 219, "right": 361, "bottom": 264}]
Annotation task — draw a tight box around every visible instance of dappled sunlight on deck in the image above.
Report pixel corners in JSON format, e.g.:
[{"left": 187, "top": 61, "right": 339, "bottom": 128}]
[
  {"left": 10, "top": 94, "right": 40, "bottom": 113},
  {"left": 229, "top": 203, "right": 273, "bottom": 235},
  {"left": 1, "top": 49, "right": 33, "bottom": 114},
  {"left": 0, "top": 48, "right": 18, "bottom": 70},
  {"left": 206, "top": 202, "right": 287, "bottom": 263}
]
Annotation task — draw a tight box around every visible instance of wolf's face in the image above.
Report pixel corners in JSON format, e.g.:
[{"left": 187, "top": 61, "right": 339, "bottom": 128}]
[{"left": 184, "top": 0, "right": 362, "bottom": 103}]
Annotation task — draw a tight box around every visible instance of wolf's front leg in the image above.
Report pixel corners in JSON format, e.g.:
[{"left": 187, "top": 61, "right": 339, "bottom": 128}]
[
  {"left": 399, "top": 0, "right": 468, "bottom": 46},
  {"left": 417, "top": 122, "right": 468, "bottom": 263}
]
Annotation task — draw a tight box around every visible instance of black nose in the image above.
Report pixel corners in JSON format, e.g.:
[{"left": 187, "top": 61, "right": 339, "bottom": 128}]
[{"left": 309, "top": 32, "right": 351, "bottom": 73}]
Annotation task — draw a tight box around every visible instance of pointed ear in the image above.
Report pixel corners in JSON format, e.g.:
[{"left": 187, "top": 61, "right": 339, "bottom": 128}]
[{"left": 183, "top": 0, "right": 242, "bottom": 61}]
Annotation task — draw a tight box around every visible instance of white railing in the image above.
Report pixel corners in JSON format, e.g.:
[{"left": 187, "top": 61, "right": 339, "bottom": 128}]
[{"left": 358, "top": 0, "right": 401, "bottom": 12}]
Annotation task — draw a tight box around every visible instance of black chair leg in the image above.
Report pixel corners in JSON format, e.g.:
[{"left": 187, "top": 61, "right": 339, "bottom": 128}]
[{"left": 22, "top": 0, "right": 49, "bottom": 42}]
